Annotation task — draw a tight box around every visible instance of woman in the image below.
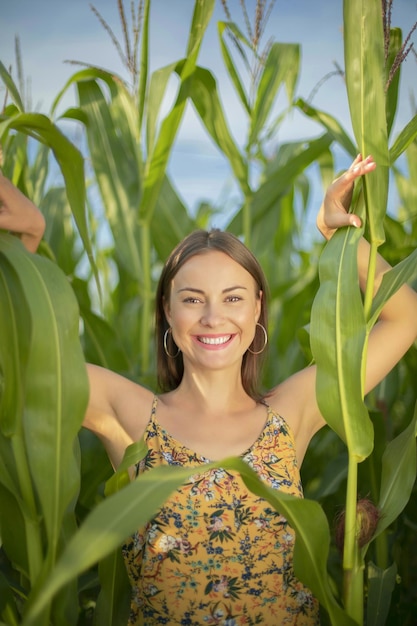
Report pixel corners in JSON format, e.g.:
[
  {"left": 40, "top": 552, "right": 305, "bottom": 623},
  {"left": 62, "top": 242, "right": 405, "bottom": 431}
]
[{"left": 1, "top": 155, "right": 417, "bottom": 624}]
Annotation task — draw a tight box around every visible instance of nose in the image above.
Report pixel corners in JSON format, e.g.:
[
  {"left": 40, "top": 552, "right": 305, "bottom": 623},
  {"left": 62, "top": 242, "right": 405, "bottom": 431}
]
[{"left": 200, "top": 303, "right": 224, "bottom": 327}]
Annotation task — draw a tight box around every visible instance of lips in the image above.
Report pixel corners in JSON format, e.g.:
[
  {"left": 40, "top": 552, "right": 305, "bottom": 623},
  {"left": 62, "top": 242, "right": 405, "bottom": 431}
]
[{"left": 197, "top": 335, "right": 233, "bottom": 345}]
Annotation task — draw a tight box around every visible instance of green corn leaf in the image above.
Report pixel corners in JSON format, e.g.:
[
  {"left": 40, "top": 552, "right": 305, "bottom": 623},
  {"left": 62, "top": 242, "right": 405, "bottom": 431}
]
[
  {"left": 75, "top": 77, "right": 143, "bottom": 282},
  {"left": 187, "top": 0, "right": 215, "bottom": 59},
  {"left": 218, "top": 20, "right": 252, "bottom": 72},
  {"left": 0, "top": 484, "right": 32, "bottom": 581},
  {"left": 391, "top": 142, "right": 417, "bottom": 239},
  {"left": 369, "top": 247, "right": 417, "bottom": 327},
  {"left": 0, "top": 249, "right": 43, "bottom": 582},
  {"left": 389, "top": 113, "right": 417, "bottom": 164},
  {"left": 253, "top": 134, "right": 332, "bottom": 222},
  {"left": 118, "top": 438, "right": 148, "bottom": 472},
  {"left": 51, "top": 66, "right": 126, "bottom": 115},
  {"left": 375, "top": 405, "right": 417, "bottom": 536},
  {"left": 0, "top": 129, "right": 28, "bottom": 189},
  {"left": 310, "top": 227, "right": 373, "bottom": 459},
  {"left": 317, "top": 146, "right": 335, "bottom": 190},
  {"left": 77, "top": 429, "right": 112, "bottom": 512},
  {"left": 366, "top": 561, "right": 397, "bottom": 626},
  {"left": 0, "top": 234, "right": 89, "bottom": 571},
  {"left": 0, "top": 61, "right": 24, "bottom": 112},
  {"left": 27, "top": 143, "right": 52, "bottom": 207},
  {"left": 41, "top": 186, "right": 81, "bottom": 276},
  {"left": 217, "top": 21, "right": 250, "bottom": 115},
  {"left": 295, "top": 98, "right": 357, "bottom": 157},
  {"left": 0, "top": 248, "right": 30, "bottom": 437},
  {"left": 0, "top": 112, "right": 96, "bottom": 284},
  {"left": 385, "top": 28, "right": 402, "bottom": 137},
  {"left": 138, "top": 0, "right": 215, "bottom": 222},
  {"left": 79, "top": 306, "right": 131, "bottom": 373},
  {"left": 235, "top": 462, "right": 356, "bottom": 626},
  {"left": 146, "top": 61, "right": 178, "bottom": 156},
  {"left": 344, "top": 0, "right": 389, "bottom": 245},
  {"left": 0, "top": 568, "right": 20, "bottom": 625},
  {"left": 22, "top": 465, "right": 201, "bottom": 623},
  {"left": 151, "top": 175, "right": 197, "bottom": 261},
  {"left": 139, "top": 57, "right": 189, "bottom": 221},
  {"left": 104, "top": 437, "right": 148, "bottom": 498},
  {"left": 95, "top": 550, "right": 130, "bottom": 626},
  {"left": 137, "top": 0, "right": 150, "bottom": 136},
  {"left": 56, "top": 67, "right": 143, "bottom": 285},
  {"left": 24, "top": 457, "right": 354, "bottom": 625},
  {"left": 109, "top": 80, "right": 142, "bottom": 161},
  {"left": 229, "top": 134, "right": 332, "bottom": 235},
  {"left": 249, "top": 43, "right": 300, "bottom": 147},
  {"left": 187, "top": 66, "right": 249, "bottom": 193}
]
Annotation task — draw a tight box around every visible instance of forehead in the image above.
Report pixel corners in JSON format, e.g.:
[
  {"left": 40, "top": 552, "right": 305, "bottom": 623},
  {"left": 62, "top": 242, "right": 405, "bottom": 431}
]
[{"left": 172, "top": 250, "right": 256, "bottom": 287}]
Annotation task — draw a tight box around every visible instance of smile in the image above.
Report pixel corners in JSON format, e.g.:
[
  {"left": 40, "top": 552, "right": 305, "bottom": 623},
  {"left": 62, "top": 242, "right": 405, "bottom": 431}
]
[{"left": 197, "top": 335, "right": 232, "bottom": 345}]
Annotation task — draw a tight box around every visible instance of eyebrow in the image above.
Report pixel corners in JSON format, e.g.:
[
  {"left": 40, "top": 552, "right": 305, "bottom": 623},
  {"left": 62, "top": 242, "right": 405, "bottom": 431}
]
[{"left": 177, "top": 285, "right": 248, "bottom": 294}]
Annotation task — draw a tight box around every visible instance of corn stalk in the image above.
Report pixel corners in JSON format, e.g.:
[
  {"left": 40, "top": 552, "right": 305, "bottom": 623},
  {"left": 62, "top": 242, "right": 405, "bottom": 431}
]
[{"left": 310, "top": 1, "right": 417, "bottom": 623}]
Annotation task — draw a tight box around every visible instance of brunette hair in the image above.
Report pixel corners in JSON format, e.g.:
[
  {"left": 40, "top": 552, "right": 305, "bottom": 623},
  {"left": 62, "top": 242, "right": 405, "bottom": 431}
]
[{"left": 155, "top": 229, "right": 269, "bottom": 401}]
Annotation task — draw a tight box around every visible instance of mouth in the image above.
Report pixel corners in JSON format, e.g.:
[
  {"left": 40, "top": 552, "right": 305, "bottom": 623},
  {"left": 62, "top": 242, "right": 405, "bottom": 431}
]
[{"left": 196, "top": 334, "right": 233, "bottom": 346}]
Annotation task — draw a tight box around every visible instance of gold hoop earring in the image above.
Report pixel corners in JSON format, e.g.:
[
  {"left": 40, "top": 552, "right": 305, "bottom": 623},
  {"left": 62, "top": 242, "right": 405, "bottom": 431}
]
[
  {"left": 163, "top": 327, "right": 180, "bottom": 358},
  {"left": 247, "top": 322, "right": 268, "bottom": 355}
]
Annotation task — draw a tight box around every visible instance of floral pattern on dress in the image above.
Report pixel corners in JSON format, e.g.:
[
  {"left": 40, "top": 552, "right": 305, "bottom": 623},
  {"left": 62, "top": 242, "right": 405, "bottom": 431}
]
[{"left": 122, "top": 397, "right": 319, "bottom": 625}]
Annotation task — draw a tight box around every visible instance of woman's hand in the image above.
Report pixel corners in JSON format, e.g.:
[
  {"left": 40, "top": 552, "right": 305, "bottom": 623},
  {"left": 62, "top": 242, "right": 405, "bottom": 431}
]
[
  {"left": 0, "top": 173, "right": 46, "bottom": 253},
  {"left": 317, "top": 154, "right": 377, "bottom": 241}
]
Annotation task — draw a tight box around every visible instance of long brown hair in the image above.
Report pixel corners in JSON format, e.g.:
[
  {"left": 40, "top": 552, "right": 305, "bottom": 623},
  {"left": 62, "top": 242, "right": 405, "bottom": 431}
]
[{"left": 155, "top": 229, "right": 269, "bottom": 401}]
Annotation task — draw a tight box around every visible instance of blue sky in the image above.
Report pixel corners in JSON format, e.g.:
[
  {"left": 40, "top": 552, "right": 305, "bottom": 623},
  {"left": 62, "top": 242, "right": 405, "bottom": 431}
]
[{"left": 1, "top": 0, "right": 417, "bottom": 218}]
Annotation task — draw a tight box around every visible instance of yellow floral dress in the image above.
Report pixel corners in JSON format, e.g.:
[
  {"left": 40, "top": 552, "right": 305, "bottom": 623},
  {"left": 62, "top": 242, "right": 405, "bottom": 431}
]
[{"left": 122, "top": 397, "right": 319, "bottom": 625}]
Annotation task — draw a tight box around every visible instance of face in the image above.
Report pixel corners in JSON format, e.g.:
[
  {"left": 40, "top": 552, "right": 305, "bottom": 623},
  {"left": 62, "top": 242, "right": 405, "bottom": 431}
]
[{"left": 164, "top": 250, "right": 262, "bottom": 372}]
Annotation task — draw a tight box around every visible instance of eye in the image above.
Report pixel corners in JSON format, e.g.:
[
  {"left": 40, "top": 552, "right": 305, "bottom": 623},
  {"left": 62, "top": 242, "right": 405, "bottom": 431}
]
[
  {"left": 183, "top": 297, "right": 202, "bottom": 304},
  {"left": 226, "top": 295, "right": 242, "bottom": 303}
]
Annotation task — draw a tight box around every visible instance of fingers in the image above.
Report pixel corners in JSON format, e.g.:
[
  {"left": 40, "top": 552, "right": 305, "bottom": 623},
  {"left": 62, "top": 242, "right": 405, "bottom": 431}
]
[
  {"left": 324, "top": 210, "right": 361, "bottom": 230},
  {"left": 350, "top": 214, "right": 362, "bottom": 228},
  {"left": 345, "top": 154, "right": 376, "bottom": 183},
  {"left": 0, "top": 175, "right": 46, "bottom": 252},
  {"left": 327, "top": 154, "right": 376, "bottom": 208},
  {"left": 328, "top": 155, "right": 376, "bottom": 200},
  {"left": 318, "top": 154, "right": 374, "bottom": 240}
]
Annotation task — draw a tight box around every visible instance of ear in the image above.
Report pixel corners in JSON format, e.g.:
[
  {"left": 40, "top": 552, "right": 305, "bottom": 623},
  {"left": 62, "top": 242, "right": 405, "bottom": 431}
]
[
  {"left": 255, "top": 290, "right": 263, "bottom": 322},
  {"left": 163, "top": 296, "right": 172, "bottom": 325}
]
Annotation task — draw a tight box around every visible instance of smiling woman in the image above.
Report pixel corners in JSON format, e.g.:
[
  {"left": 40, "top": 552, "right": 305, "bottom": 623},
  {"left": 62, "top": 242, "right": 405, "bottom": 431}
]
[
  {"left": 155, "top": 230, "right": 268, "bottom": 400},
  {"left": 2, "top": 152, "right": 417, "bottom": 624}
]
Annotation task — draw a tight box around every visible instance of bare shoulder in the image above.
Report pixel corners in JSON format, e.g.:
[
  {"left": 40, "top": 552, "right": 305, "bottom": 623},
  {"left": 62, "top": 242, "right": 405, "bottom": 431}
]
[
  {"left": 266, "top": 365, "right": 324, "bottom": 463},
  {"left": 85, "top": 363, "right": 155, "bottom": 469}
]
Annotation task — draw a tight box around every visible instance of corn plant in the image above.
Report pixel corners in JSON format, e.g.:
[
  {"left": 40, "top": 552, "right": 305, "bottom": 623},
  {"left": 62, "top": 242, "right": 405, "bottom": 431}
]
[
  {"left": 301, "top": 1, "right": 417, "bottom": 623},
  {"left": 1, "top": 0, "right": 417, "bottom": 624}
]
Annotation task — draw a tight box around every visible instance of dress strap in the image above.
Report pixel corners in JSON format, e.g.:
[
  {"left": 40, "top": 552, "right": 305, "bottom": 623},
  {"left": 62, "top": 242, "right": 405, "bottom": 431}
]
[{"left": 151, "top": 395, "right": 158, "bottom": 417}]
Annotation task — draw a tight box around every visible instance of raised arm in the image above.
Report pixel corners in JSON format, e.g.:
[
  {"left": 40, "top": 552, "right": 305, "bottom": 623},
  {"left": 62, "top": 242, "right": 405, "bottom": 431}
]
[
  {"left": 0, "top": 173, "right": 46, "bottom": 252},
  {"left": 317, "top": 154, "right": 417, "bottom": 394},
  {"left": 0, "top": 173, "right": 153, "bottom": 469},
  {"left": 271, "top": 155, "right": 417, "bottom": 463}
]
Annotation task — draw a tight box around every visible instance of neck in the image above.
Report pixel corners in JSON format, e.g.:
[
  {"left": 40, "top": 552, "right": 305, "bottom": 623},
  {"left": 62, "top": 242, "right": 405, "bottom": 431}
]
[{"left": 173, "top": 366, "right": 253, "bottom": 413}]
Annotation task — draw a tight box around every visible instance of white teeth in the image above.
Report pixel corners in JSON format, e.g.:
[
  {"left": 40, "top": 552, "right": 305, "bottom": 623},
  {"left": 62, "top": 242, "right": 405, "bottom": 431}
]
[{"left": 198, "top": 335, "right": 231, "bottom": 345}]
